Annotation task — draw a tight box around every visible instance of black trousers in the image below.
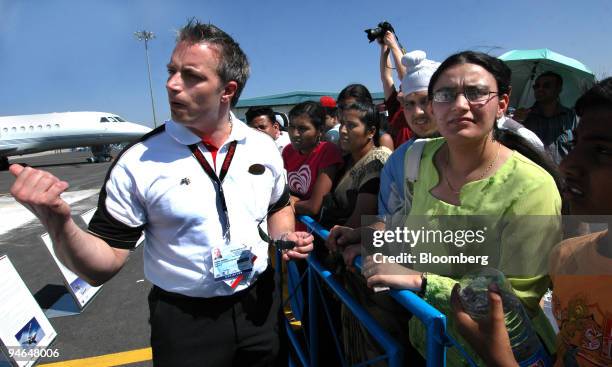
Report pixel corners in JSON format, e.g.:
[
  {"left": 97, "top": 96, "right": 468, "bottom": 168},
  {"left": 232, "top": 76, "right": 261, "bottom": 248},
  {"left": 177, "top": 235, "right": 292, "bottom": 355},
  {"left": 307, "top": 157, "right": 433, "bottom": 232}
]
[{"left": 148, "top": 268, "right": 280, "bottom": 367}]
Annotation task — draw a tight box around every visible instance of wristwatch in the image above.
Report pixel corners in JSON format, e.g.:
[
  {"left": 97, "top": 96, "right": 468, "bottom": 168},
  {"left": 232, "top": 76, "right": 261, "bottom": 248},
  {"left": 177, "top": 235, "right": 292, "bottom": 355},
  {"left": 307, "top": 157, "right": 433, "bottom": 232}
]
[{"left": 418, "top": 272, "right": 428, "bottom": 297}]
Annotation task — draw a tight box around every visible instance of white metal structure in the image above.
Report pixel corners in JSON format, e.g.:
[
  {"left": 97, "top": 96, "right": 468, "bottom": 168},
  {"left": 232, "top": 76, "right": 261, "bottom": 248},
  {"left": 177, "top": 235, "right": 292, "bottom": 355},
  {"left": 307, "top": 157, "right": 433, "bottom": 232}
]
[{"left": 0, "top": 111, "right": 152, "bottom": 170}]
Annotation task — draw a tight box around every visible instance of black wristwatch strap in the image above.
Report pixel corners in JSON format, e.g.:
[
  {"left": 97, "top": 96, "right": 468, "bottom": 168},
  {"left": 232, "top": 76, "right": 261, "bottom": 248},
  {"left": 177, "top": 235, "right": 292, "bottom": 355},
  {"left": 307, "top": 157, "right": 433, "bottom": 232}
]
[{"left": 418, "top": 272, "right": 428, "bottom": 297}]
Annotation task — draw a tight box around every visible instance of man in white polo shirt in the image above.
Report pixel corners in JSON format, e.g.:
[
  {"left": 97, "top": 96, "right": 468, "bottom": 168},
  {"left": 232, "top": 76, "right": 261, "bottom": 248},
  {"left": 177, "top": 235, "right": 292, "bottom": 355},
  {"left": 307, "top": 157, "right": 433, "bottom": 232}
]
[{"left": 9, "top": 19, "right": 313, "bottom": 367}]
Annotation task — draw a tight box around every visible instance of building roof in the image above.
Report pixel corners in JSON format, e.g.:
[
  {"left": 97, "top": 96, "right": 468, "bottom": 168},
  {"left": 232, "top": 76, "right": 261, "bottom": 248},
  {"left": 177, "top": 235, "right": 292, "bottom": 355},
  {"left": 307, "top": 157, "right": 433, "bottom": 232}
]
[{"left": 235, "top": 90, "right": 385, "bottom": 108}]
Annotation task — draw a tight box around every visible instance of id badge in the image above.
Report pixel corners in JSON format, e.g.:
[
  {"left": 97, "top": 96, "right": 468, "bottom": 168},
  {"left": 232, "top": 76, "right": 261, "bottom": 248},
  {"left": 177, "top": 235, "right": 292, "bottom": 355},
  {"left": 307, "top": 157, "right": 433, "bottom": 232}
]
[{"left": 212, "top": 244, "right": 254, "bottom": 282}]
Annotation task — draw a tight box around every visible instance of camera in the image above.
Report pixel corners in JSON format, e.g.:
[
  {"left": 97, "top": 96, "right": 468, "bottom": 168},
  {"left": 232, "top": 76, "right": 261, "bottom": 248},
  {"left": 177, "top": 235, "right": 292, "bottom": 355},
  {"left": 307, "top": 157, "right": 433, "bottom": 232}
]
[{"left": 364, "top": 21, "right": 395, "bottom": 43}]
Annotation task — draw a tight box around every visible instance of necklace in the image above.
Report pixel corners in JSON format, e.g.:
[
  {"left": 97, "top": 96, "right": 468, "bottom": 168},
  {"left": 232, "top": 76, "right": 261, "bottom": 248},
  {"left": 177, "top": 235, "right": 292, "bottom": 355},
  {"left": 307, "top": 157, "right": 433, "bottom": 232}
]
[{"left": 444, "top": 141, "right": 501, "bottom": 195}]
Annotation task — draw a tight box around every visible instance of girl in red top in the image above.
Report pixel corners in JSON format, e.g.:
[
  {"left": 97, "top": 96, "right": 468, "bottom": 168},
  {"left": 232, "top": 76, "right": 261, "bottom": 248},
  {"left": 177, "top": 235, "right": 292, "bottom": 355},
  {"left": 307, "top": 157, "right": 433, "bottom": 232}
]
[{"left": 283, "top": 101, "right": 343, "bottom": 221}]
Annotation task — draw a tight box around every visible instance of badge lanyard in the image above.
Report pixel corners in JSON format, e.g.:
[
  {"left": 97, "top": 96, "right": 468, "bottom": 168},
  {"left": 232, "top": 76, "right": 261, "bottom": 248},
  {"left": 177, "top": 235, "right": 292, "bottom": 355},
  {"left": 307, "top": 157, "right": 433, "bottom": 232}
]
[{"left": 188, "top": 140, "right": 237, "bottom": 242}]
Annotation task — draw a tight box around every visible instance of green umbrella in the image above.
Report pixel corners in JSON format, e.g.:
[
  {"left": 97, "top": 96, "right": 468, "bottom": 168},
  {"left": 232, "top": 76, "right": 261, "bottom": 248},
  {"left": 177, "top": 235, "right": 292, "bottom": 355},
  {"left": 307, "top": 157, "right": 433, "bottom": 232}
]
[{"left": 499, "top": 48, "right": 595, "bottom": 109}]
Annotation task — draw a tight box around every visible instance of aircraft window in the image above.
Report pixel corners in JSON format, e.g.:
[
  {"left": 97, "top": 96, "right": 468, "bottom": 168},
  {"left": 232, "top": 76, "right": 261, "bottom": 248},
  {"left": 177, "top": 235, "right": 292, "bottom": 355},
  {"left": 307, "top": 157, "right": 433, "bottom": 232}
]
[
  {"left": 114, "top": 116, "right": 126, "bottom": 122},
  {"left": 46, "top": 124, "right": 51, "bottom": 129},
  {"left": 29, "top": 126, "right": 34, "bottom": 131},
  {"left": 20, "top": 126, "right": 25, "bottom": 131},
  {"left": 12, "top": 127, "right": 17, "bottom": 132},
  {"left": 55, "top": 124, "right": 60, "bottom": 128},
  {"left": 2, "top": 128, "right": 8, "bottom": 133},
  {"left": 37, "top": 125, "right": 43, "bottom": 130},
  {"left": 107, "top": 117, "right": 118, "bottom": 122},
  {"left": 100, "top": 117, "right": 109, "bottom": 123}
]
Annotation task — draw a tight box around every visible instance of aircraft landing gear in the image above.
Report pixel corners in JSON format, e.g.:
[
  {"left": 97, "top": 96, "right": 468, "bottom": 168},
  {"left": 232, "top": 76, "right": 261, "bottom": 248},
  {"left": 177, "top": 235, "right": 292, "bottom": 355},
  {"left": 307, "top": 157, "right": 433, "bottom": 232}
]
[
  {"left": 0, "top": 157, "right": 9, "bottom": 171},
  {"left": 86, "top": 155, "right": 112, "bottom": 163},
  {"left": 88, "top": 145, "right": 113, "bottom": 163}
]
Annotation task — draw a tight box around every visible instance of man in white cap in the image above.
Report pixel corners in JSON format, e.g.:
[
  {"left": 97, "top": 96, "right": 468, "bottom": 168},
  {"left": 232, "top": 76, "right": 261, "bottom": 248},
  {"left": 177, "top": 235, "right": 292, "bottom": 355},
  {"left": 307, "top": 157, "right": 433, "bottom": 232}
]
[{"left": 379, "top": 50, "right": 440, "bottom": 217}]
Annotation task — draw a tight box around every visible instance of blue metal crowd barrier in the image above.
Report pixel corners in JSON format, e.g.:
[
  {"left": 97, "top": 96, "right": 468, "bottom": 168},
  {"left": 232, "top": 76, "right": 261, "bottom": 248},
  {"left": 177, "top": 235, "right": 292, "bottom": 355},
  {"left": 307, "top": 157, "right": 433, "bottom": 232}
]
[
  {"left": 280, "top": 216, "right": 403, "bottom": 366},
  {"left": 290, "top": 215, "right": 450, "bottom": 367}
]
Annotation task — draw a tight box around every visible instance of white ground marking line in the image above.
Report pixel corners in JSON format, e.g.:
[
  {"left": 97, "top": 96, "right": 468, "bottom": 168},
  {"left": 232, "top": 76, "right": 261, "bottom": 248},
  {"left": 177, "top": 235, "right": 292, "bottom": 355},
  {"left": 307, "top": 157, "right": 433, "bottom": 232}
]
[{"left": 0, "top": 189, "right": 99, "bottom": 235}]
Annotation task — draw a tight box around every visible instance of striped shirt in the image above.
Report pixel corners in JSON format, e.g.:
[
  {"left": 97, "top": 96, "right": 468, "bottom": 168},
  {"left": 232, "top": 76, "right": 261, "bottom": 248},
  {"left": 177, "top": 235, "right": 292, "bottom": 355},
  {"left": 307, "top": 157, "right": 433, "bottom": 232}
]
[{"left": 523, "top": 103, "right": 577, "bottom": 164}]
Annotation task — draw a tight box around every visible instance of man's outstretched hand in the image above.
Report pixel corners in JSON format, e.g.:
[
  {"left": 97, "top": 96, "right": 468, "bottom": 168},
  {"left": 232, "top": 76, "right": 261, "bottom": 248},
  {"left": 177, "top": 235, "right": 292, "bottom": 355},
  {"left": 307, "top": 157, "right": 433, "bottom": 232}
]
[{"left": 9, "top": 164, "right": 72, "bottom": 228}]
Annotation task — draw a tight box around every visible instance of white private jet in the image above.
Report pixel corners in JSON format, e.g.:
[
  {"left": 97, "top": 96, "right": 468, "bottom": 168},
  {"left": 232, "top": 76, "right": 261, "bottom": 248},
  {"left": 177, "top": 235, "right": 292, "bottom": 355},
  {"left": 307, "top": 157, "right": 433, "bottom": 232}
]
[{"left": 0, "top": 111, "right": 152, "bottom": 170}]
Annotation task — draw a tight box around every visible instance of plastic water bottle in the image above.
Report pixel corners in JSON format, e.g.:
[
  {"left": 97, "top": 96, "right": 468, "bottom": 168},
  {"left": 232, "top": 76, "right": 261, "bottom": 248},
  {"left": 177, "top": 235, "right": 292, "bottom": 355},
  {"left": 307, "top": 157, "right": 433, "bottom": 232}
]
[{"left": 459, "top": 268, "right": 552, "bottom": 367}]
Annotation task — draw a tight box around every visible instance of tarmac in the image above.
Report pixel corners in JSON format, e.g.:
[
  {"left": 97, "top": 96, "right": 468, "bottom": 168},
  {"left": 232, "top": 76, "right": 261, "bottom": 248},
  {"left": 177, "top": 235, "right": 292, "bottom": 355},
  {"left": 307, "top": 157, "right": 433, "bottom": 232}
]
[{"left": 0, "top": 152, "right": 152, "bottom": 366}]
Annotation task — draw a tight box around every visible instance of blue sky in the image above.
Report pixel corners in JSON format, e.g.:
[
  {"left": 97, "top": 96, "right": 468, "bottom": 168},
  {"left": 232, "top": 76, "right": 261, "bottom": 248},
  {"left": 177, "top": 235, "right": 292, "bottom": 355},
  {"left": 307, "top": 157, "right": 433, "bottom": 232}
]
[{"left": 2, "top": 0, "right": 611, "bottom": 127}]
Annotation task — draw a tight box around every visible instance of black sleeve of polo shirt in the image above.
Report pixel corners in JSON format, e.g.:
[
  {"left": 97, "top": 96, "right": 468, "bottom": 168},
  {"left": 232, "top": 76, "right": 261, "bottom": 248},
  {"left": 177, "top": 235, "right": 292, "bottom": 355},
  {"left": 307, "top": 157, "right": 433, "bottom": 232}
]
[
  {"left": 88, "top": 206, "right": 144, "bottom": 249},
  {"left": 87, "top": 124, "right": 163, "bottom": 249},
  {"left": 86, "top": 151, "right": 144, "bottom": 250},
  {"left": 268, "top": 184, "right": 290, "bottom": 214}
]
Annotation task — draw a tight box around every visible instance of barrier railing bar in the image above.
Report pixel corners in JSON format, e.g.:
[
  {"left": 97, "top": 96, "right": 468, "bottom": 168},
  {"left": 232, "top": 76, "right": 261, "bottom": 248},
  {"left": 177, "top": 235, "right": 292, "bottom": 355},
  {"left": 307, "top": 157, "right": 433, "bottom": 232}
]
[
  {"left": 308, "top": 267, "right": 318, "bottom": 367},
  {"left": 353, "top": 258, "right": 449, "bottom": 367},
  {"left": 353, "top": 354, "right": 389, "bottom": 367},
  {"left": 285, "top": 318, "right": 309, "bottom": 367},
  {"left": 426, "top": 315, "right": 447, "bottom": 366},
  {"left": 286, "top": 261, "right": 306, "bottom": 320},
  {"left": 299, "top": 215, "right": 448, "bottom": 367},
  {"left": 307, "top": 255, "right": 402, "bottom": 366},
  {"left": 311, "top": 275, "right": 348, "bottom": 366},
  {"left": 299, "top": 215, "right": 331, "bottom": 239}
]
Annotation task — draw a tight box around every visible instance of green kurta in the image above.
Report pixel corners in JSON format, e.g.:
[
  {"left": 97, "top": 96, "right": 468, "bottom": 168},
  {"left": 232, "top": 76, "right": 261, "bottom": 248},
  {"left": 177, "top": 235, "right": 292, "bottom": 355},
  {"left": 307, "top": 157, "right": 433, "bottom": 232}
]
[{"left": 405, "top": 138, "right": 561, "bottom": 366}]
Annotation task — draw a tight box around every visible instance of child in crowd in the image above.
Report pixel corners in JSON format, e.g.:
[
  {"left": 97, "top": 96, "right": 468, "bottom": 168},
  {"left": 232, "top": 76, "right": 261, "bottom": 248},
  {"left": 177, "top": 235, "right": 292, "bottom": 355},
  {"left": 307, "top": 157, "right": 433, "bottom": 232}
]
[
  {"left": 283, "top": 101, "right": 343, "bottom": 223},
  {"left": 451, "top": 77, "right": 612, "bottom": 367}
]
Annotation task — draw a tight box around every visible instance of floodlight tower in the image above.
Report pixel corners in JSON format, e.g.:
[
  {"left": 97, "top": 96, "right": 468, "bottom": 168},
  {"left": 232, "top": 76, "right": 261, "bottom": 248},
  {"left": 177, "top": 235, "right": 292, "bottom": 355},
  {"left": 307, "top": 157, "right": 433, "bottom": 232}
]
[{"left": 134, "top": 30, "right": 158, "bottom": 128}]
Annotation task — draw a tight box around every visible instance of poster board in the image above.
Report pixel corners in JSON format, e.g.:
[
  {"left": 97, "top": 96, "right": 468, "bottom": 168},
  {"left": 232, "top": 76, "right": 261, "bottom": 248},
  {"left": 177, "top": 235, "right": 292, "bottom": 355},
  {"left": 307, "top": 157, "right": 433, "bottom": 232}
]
[
  {"left": 40, "top": 234, "right": 101, "bottom": 310},
  {"left": 0, "top": 255, "right": 57, "bottom": 367}
]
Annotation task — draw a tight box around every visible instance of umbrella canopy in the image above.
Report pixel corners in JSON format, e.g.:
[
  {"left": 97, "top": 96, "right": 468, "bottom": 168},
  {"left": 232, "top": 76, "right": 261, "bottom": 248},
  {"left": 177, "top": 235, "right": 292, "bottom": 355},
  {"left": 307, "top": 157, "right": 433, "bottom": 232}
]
[{"left": 499, "top": 48, "right": 595, "bottom": 109}]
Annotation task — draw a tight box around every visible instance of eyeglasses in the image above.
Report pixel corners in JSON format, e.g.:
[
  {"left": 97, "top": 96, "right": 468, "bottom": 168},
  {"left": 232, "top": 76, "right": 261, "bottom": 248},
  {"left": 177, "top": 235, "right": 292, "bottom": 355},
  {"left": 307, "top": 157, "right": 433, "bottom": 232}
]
[{"left": 432, "top": 87, "right": 499, "bottom": 104}]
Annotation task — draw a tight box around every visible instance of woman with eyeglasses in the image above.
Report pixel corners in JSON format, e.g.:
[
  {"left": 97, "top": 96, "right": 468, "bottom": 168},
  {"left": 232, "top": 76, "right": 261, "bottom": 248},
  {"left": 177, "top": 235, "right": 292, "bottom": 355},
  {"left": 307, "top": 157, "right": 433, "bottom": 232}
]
[{"left": 356, "top": 51, "right": 562, "bottom": 366}]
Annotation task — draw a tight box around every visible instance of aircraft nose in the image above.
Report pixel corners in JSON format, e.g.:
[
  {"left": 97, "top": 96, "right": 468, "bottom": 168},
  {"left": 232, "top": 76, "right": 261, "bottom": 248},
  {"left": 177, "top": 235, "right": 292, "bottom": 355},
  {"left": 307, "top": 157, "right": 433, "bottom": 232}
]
[
  {"left": 130, "top": 123, "right": 152, "bottom": 134},
  {"left": 137, "top": 124, "right": 152, "bottom": 133}
]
